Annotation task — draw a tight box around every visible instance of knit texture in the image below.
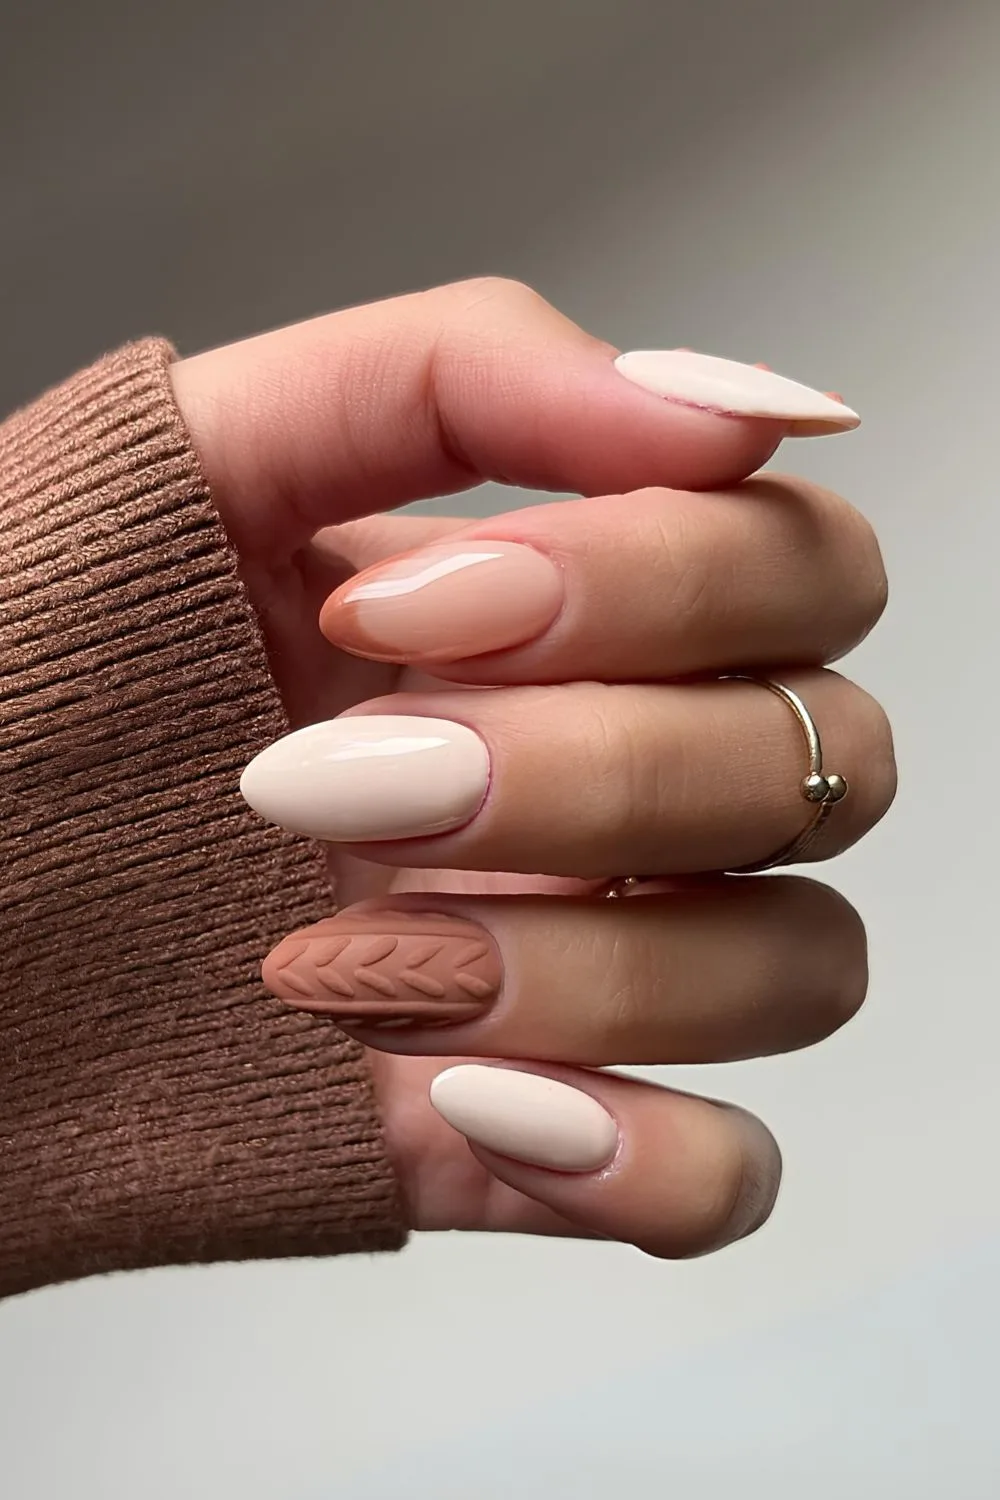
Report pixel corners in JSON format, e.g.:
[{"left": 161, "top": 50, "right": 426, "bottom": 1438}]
[{"left": 0, "top": 340, "right": 406, "bottom": 1298}]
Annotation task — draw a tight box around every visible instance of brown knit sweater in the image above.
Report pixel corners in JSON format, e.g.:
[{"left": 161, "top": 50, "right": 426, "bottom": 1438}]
[{"left": 0, "top": 340, "right": 406, "bottom": 1299}]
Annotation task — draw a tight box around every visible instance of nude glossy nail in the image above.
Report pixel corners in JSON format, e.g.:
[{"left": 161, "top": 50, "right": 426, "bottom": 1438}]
[
  {"left": 321, "top": 541, "right": 564, "bottom": 664},
  {"left": 263, "top": 911, "right": 502, "bottom": 1028},
  {"left": 240, "top": 716, "right": 489, "bottom": 842},
  {"left": 429, "top": 1065, "right": 619, "bottom": 1172},
  {"left": 615, "top": 350, "right": 859, "bottom": 435}
]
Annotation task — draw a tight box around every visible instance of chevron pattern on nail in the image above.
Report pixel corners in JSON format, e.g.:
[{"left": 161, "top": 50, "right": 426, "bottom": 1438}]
[{"left": 262, "top": 911, "right": 502, "bottom": 1028}]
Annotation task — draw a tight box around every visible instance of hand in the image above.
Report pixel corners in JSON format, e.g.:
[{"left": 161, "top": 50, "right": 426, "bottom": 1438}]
[{"left": 171, "top": 278, "right": 893, "bottom": 1258}]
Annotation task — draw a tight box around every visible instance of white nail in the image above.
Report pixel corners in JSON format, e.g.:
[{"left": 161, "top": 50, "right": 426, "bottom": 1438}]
[
  {"left": 240, "top": 716, "right": 489, "bottom": 842},
  {"left": 614, "top": 350, "right": 859, "bottom": 435},
  {"left": 430, "top": 1065, "right": 619, "bottom": 1172}
]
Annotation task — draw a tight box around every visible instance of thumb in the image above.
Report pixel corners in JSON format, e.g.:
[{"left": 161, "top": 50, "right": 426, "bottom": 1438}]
[{"left": 170, "top": 277, "right": 858, "bottom": 556}]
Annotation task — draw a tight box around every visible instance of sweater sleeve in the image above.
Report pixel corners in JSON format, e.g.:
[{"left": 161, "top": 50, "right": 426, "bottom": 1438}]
[{"left": 0, "top": 339, "right": 407, "bottom": 1298}]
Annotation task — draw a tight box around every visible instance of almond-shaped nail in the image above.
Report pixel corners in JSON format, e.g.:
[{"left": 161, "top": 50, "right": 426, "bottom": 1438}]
[
  {"left": 615, "top": 350, "right": 859, "bottom": 435},
  {"left": 429, "top": 1065, "right": 619, "bottom": 1172},
  {"left": 263, "top": 911, "right": 502, "bottom": 1028},
  {"left": 321, "top": 541, "right": 564, "bottom": 664},
  {"left": 240, "top": 716, "right": 489, "bottom": 842}
]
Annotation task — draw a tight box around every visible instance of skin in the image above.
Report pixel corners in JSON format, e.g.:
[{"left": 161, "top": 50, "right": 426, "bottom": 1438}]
[{"left": 170, "top": 277, "right": 895, "bottom": 1258}]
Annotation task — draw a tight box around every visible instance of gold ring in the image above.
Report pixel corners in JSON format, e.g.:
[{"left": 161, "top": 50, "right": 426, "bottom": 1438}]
[
  {"left": 723, "top": 675, "right": 848, "bottom": 873},
  {"left": 605, "top": 876, "right": 647, "bottom": 899},
  {"left": 605, "top": 675, "right": 848, "bottom": 894}
]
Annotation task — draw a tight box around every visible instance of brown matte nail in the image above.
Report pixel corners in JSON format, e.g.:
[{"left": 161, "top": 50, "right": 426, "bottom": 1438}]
[{"left": 262, "top": 911, "right": 502, "bottom": 1030}]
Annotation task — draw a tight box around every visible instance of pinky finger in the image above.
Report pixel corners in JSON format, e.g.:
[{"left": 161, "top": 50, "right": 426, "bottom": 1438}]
[{"left": 430, "top": 1064, "right": 782, "bottom": 1259}]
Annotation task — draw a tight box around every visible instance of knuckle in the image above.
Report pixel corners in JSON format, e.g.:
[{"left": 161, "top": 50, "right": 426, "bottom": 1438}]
[
  {"left": 663, "top": 1112, "right": 782, "bottom": 1259},
  {"left": 755, "top": 476, "right": 890, "bottom": 655},
  {"left": 447, "top": 275, "right": 547, "bottom": 317},
  {"left": 645, "top": 500, "right": 717, "bottom": 629},
  {"left": 582, "top": 688, "right": 662, "bottom": 868},
  {"left": 787, "top": 879, "right": 870, "bottom": 1038},
  {"left": 592, "top": 926, "right": 664, "bottom": 1051},
  {"left": 841, "top": 504, "right": 890, "bottom": 641},
  {"left": 695, "top": 1132, "right": 753, "bottom": 1252},
  {"left": 824, "top": 673, "right": 897, "bottom": 843},
  {"left": 855, "top": 684, "right": 898, "bottom": 825},
  {"left": 723, "top": 1115, "right": 783, "bottom": 1245}
]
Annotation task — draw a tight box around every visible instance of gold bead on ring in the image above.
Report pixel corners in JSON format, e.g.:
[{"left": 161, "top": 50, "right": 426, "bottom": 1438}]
[
  {"left": 723, "top": 675, "right": 848, "bottom": 873},
  {"left": 605, "top": 674, "right": 848, "bottom": 895}
]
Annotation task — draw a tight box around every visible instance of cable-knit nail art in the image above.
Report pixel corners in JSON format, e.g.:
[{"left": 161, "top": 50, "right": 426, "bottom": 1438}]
[{"left": 262, "top": 911, "right": 502, "bottom": 1030}]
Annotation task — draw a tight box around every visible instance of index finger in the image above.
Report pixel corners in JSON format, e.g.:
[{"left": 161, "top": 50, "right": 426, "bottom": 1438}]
[{"left": 169, "top": 278, "right": 856, "bottom": 554}]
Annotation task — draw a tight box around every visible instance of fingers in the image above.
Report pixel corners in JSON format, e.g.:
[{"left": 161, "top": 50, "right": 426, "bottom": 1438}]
[
  {"left": 262, "top": 878, "right": 867, "bottom": 1064},
  {"left": 240, "top": 671, "right": 897, "bottom": 877},
  {"left": 169, "top": 278, "right": 857, "bottom": 556},
  {"left": 427, "top": 1063, "right": 782, "bottom": 1258},
  {"left": 319, "top": 477, "right": 888, "bottom": 679}
]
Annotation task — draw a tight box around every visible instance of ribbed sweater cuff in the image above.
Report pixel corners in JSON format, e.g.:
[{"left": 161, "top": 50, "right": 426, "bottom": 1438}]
[{"left": 0, "top": 340, "right": 406, "bottom": 1298}]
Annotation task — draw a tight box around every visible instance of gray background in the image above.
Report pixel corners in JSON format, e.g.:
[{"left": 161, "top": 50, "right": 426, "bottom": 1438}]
[{"left": 2, "top": 0, "right": 998, "bottom": 1494}]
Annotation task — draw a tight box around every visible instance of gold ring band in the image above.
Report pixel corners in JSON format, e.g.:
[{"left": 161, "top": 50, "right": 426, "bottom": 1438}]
[
  {"left": 606, "top": 675, "right": 847, "bottom": 894},
  {"left": 723, "top": 675, "right": 848, "bottom": 873},
  {"left": 605, "top": 875, "right": 647, "bottom": 899}
]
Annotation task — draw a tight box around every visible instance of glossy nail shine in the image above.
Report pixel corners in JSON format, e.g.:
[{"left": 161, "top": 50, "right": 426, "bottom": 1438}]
[
  {"left": 322, "top": 540, "right": 564, "bottom": 664},
  {"left": 240, "top": 715, "right": 490, "bottom": 843},
  {"left": 348, "top": 549, "right": 503, "bottom": 600}
]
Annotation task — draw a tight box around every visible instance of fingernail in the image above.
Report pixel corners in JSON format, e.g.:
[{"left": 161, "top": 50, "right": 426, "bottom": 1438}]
[
  {"left": 263, "top": 910, "right": 502, "bottom": 1028},
  {"left": 614, "top": 350, "right": 859, "bottom": 435},
  {"left": 429, "top": 1065, "right": 619, "bottom": 1172},
  {"left": 321, "top": 541, "right": 564, "bottom": 664},
  {"left": 240, "top": 716, "right": 489, "bottom": 842}
]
